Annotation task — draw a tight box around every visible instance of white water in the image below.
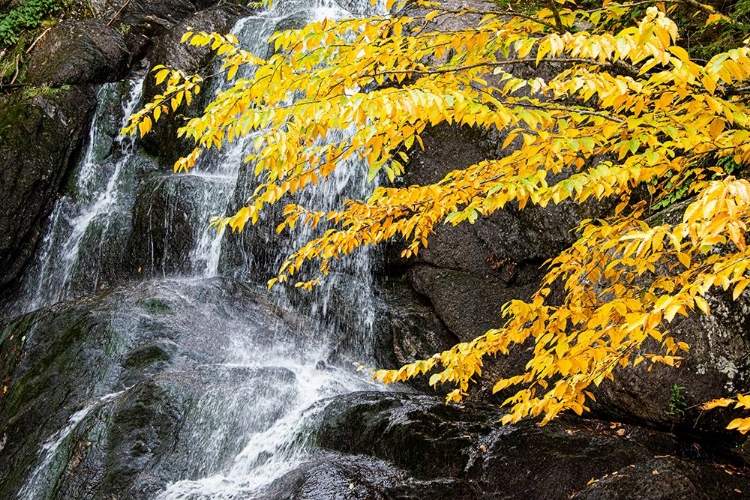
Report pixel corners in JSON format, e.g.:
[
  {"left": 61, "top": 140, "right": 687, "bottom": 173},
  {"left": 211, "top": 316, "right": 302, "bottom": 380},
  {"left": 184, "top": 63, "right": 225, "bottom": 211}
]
[
  {"left": 158, "top": 361, "right": 379, "bottom": 499},
  {"left": 13, "top": 0, "right": 393, "bottom": 498},
  {"left": 158, "top": 2, "right": 388, "bottom": 495},
  {"left": 18, "top": 390, "right": 127, "bottom": 499},
  {"left": 21, "top": 79, "right": 145, "bottom": 311}
]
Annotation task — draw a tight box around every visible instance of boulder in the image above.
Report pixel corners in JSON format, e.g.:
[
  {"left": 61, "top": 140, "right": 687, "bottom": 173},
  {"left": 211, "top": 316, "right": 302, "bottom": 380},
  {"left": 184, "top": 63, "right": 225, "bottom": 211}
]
[
  {"left": 90, "top": 0, "right": 228, "bottom": 59},
  {"left": 24, "top": 20, "right": 129, "bottom": 87},
  {"left": 312, "top": 391, "right": 750, "bottom": 499},
  {"left": 0, "top": 85, "right": 96, "bottom": 301},
  {"left": 261, "top": 450, "right": 479, "bottom": 500},
  {"left": 375, "top": 277, "right": 458, "bottom": 367},
  {"left": 406, "top": 265, "right": 538, "bottom": 343}
]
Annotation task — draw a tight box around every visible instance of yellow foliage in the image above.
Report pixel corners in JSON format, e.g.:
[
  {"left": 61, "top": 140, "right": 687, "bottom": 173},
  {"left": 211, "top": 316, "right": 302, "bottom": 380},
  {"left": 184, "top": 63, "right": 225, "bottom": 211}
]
[{"left": 125, "top": 0, "right": 750, "bottom": 430}]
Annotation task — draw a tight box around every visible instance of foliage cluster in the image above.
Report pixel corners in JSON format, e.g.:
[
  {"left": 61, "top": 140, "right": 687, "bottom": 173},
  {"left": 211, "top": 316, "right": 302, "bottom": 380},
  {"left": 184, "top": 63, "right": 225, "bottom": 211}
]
[
  {"left": 0, "top": 0, "right": 68, "bottom": 47},
  {"left": 126, "top": 0, "right": 750, "bottom": 432}
]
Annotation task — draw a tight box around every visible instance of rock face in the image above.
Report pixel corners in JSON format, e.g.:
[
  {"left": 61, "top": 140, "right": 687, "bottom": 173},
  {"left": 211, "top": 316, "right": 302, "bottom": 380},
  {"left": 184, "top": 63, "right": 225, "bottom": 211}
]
[
  {"left": 139, "top": 3, "right": 250, "bottom": 166},
  {"left": 24, "top": 20, "right": 129, "bottom": 87},
  {"left": 376, "top": 122, "right": 613, "bottom": 402},
  {"left": 386, "top": 120, "right": 750, "bottom": 431},
  {"left": 126, "top": 175, "right": 203, "bottom": 277},
  {"left": 21, "top": 0, "right": 240, "bottom": 90},
  {"left": 263, "top": 391, "right": 750, "bottom": 500},
  {"left": 0, "top": 85, "right": 96, "bottom": 299},
  {"left": 90, "top": 0, "right": 223, "bottom": 59}
]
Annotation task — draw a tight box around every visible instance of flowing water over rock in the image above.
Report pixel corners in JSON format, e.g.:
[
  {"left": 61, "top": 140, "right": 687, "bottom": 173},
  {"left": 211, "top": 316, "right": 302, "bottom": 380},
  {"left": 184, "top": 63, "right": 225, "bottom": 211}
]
[
  {"left": 1, "top": 1, "right": 397, "bottom": 498},
  {"left": 20, "top": 78, "right": 147, "bottom": 311}
]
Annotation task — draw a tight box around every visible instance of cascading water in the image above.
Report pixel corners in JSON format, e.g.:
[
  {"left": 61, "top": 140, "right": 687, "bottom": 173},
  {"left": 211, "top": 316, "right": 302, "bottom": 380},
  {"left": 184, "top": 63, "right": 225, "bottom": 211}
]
[
  {"left": 8, "top": 1, "right": 396, "bottom": 499},
  {"left": 19, "top": 79, "right": 146, "bottom": 312}
]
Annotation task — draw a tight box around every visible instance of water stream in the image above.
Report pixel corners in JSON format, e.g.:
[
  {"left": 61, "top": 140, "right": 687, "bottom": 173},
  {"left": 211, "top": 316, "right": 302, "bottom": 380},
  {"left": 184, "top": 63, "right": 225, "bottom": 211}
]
[
  {"left": 21, "top": 78, "right": 145, "bottom": 312},
  {"left": 10, "top": 0, "right": 393, "bottom": 498}
]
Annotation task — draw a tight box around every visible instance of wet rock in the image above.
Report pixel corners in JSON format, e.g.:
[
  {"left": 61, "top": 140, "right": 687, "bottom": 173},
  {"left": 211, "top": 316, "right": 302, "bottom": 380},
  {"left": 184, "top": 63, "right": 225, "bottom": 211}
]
[
  {"left": 261, "top": 451, "right": 479, "bottom": 500},
  {"left": 401, "top": 265, "right": 540, "bottom": 402},
  {"left": 126, "top": 174, "right": 203, "bottom": 277},
  {"left": 0, "top": 85, "right": 96, "bottom": 300},
  {"left": 139, "top": 4, "right": 250, "bottom": 165},
  {"left": 24, "top": 20, "right": 129, "bottom": 87},
  {"left": 145, "top": 4, "right": 248, "bottom": 77},
  {"left": 406, "top": 265, "right": 537, "bottom": 343},
  {"left": 90, "top": 0, "right": 222, "bottom": 59},
  {"left": 314, "top": 391, "right": 750, "bottom": 500},
  {"left": 375, "top": 277, "right": 458, "bottom": 367},
  {"left": 318, "top": 392, "right": 497, "bottom": 479},
  {"left": 574, "top": 457, "right": 747, "bottom": 500},
  {"left": 401, "top": 122, "right": 614, "bottom": 273},
  {"left": 0, "top": 278, "right": 306, "bottom": 499}
]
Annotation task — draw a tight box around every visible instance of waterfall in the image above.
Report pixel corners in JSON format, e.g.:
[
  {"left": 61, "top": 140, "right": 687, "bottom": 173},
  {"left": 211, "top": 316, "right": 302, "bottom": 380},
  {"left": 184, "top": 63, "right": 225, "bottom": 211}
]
[
  {"left": 9, "top": 1, "right": 394, "bottom": 498},
  {"left": 19, "top": 79, "right": 146, "bottom": 312}
]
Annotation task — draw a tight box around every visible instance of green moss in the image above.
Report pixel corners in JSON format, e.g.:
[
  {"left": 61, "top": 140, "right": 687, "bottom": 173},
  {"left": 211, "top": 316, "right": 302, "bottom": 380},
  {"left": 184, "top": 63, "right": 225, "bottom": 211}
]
[
  {"left": 0, "top": 0, "right": 68, "bottom": 48},
  {"left": 21, "top": 83, "right": 65, "bottom": 98},
  {"left": 139, "top": 298, "right": 174, "bottom": 315},
  {"left": 0, "top": 40, "right": 25, "bottom": 80}
]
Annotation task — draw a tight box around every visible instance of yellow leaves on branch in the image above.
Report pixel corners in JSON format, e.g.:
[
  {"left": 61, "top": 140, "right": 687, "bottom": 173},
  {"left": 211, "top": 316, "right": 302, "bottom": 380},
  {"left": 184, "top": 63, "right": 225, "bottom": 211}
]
[
  {"left": 124, "top": 1, "right": 750, "bottom": 429},
  {"left": 702, "top": 394, "right": 750, "bottom": 433}
]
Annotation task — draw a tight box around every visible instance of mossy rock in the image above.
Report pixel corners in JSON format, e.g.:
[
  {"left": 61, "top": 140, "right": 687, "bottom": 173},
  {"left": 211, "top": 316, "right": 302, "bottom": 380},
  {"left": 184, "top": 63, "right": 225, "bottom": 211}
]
[{"left": 0, "top": 84, "right": 96, "bottom": 300}]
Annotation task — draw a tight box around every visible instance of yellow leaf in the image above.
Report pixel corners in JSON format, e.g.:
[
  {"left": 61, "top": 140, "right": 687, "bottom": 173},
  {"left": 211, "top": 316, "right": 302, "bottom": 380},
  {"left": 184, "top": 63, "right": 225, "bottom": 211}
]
[
  {"left": 733, "top": 279, "right": 749, "bottom": 300},
  {"left": 706, "top": 13, "right": 725, "bottom": 26},
  {"left": 727, "top": 417, "right": 750, "bottom": 434},
  {"left": 694, "top": 296, "right": 710, "bottom": 314},
  {"left": 702, "top": 75, "right": 717, "bottom": 95},
  {"left": 736, "top": 393, "right": 750, "bottom": 409},
  {"left": 154, "top": 69, "right": 170, "bottom": 85}
]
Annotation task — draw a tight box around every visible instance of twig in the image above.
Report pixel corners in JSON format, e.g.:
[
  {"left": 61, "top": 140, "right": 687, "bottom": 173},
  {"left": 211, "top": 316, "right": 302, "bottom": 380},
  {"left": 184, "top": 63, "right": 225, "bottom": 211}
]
[
  {"left": 0, "top": 83, "right": 25, "bottom": 91},
  {"left": 10, "top": 54, "right": 19, "bottom": 85},
  {"left": 546, "top": 0, "right": 565, "bottom": 34},
  {"left": 107, "top": 0, "right": 131, "bottom": 27},
  {"left": 25, "top": 27, "right": 51, "bottom": 55}
]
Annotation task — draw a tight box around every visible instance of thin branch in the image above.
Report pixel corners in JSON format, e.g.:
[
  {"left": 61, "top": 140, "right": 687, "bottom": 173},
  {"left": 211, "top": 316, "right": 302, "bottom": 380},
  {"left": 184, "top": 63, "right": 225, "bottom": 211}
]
[
  {"left": 25, "top": 27, "right": 51, "bottom": 54},
  {"left": 546, "top": 0, "right": 565, "bottom": 34},
  {"left": 107, "top": 0, "right": 131, "bottom": 27},
  {"left": 363, "top": 57, "right": 604, "bottom": 78}
]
